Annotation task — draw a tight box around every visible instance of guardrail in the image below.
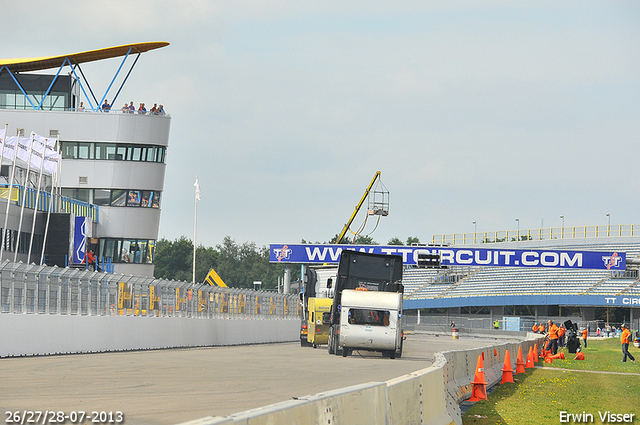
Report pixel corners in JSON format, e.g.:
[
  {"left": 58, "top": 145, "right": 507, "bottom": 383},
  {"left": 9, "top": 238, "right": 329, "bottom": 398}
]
[
  {"left": 0, "top": 260, "right": 300, "bottom": 319},
  {"left": 432, "top": 224, "right": 640, "bottom": 245},
  {"left": 179, "top": 332, "right": 542, "bottom": 425}
]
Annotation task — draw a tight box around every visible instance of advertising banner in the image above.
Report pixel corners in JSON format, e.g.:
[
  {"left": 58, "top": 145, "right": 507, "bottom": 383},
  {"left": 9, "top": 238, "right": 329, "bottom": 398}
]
[
  {"left": 269, "top": 243, "right": 626, "bottom": 270},
  {"left": 72, "top": 216, "right": 91, "bottom": 264}
]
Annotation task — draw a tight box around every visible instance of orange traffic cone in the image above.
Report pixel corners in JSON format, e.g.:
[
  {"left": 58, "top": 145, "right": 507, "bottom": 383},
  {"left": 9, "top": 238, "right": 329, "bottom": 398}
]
[
  {"left": 515, "top": 346, "right": 526, "bottom": 374},
  {"left": 468, "top": 354, "right": 488, "bottom": 401},
  {"left": 534, "top": 343, "right": 540, "bottom": 362},
  {"left": 494, "top": 348, "right": 498, "bottom": 357},
  {"left": 500, "top": 349, "right": 514, "bottom": 384},
  {"left": 541, "top": 346, "right": 548, "bottom": 358},
  {"left": 547, "top": 352, "right": 565, "bottom": 360},
  {"left": 574, "top": 353, "right": 585, "bottom": 360},
  {"left": 525, "top": 346, "right": 535, "bottom": 369},
  {"left": 544, "top": 356, "right": 553, "bottom": 364}
]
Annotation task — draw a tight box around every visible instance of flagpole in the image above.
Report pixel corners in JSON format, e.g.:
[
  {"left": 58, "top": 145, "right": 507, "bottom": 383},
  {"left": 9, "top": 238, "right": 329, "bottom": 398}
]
[
  {"left": 14, "top": 133, "right": 36, "bottom": 262},
  {"left": 27, "top": 134, "right": 48, "bottom": 263},
  {"left": 192, "top": 176, "right": 200, "bottom": 284},
  {"left": 1, "top": 129, "right": 20, "bottom": 262},
  {"left": 40, "top": 137, "right": 60, "bottom": 265},
  {"left": 0, "top": 124, "right": 7, "bottom": 260},
  {"left": 192, "top": 195, "right": 197, "bottom": 283}
]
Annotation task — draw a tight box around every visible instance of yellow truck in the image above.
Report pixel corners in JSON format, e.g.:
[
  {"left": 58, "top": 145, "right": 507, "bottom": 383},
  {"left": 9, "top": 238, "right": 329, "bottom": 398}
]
[{"left": 306, "top": 297, "right": 333, "bottom": 348}]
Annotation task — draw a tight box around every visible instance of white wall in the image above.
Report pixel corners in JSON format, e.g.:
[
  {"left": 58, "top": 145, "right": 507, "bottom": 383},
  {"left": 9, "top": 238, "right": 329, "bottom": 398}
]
[{"left": 0, "top": 314, "right": 299, "bottom": 357}]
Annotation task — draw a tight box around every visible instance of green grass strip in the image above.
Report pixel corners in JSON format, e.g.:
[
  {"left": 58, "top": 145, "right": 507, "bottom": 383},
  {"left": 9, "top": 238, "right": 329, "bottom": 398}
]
[{"left": 463, "top": 338, "right": 639, "bottom": 424}]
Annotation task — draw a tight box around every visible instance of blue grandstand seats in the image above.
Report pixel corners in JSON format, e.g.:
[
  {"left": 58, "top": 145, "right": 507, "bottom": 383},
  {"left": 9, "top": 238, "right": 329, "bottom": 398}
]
[{"left": 403, "top": 238, "right": 640, "bottom": 301}]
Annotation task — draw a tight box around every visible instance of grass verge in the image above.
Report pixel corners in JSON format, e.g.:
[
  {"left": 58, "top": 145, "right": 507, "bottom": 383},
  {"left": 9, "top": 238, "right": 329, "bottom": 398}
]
[{"left": 462, "top": 338, "right": 640, "bottom": 425}]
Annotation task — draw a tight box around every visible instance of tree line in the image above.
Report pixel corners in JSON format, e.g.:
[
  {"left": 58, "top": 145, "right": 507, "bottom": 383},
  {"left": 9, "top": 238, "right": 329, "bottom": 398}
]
[{"left": 153, "top": 235, "right": 421, "bottom": 289}]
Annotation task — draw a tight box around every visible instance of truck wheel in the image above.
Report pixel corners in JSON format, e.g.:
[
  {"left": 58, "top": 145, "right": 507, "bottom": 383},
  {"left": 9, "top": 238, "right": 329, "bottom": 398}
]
[
  {"left": 390, "top": 350, "right": 396, "bottom": 359},
  {"left": 342, "top": 348, "right": 349, "bottom": 357}
]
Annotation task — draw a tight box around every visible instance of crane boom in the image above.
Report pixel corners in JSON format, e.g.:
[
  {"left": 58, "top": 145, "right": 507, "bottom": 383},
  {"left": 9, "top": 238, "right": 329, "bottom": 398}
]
[{"left": 335, "top": 171, "right": 381, "bottom": 244}]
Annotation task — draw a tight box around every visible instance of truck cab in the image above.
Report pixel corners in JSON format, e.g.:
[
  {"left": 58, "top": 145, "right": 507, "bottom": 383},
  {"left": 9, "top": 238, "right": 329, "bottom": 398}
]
[
  {"left": 300, "top": 266, "right": 338, "bottom": 347},
  {"left": 307, "top": 297, "right": 333, "bottom": 347}
]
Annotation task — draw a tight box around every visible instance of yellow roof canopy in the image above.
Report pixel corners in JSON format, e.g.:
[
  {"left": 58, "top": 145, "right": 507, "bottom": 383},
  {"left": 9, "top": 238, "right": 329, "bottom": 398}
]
[{"left": 0, "top": 42, "right": 169, "bottom": 73}]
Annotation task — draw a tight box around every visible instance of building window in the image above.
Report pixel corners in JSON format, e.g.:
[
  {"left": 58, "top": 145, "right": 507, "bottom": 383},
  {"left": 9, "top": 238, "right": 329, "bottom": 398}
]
[
  {"left": 96, "top": 143, "right": 116, "bottom": 160},
  {"left": 61, "top": 188, "right": 92, "bottom": 203},
  {"left": 77, "top": 142, "right": 94, "bottom": 160},
  {"left": 93, "top": 189, "right": 111, "bottom": 206},
  {"left": 59, "top": 142, "right": 166, "bottom": 163},
  {"left": 127, "top": 190, "right": 141, "bottom": 207},
  {"left": 111, "top": 189, "right": 127, "bottom": 206},
  {"left": 61, "top": 188, "right": 161, "bottom": 209},
  {"left": 99, "top": 238, "right": 155, "bottom": 264}
]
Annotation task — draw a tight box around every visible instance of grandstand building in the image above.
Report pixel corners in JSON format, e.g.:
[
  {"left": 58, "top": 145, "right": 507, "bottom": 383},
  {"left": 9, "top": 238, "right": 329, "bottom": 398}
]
[
  {"left": 0, "top": 42, "right": 170, "bottom": 276},
  {"left": 403, "top": 231, "right": 640, "bottom": 330}
]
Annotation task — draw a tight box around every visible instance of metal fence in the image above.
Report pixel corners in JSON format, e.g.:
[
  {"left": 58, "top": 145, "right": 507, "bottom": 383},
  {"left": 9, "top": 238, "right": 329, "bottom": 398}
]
[
  {"left": 432, "top": 224, "right": 640, "bottom": 245},
  {"left": 0, "top": 261, "right": 301, "bottom": 319},
  {"left": 403, "top": 314, "right": 584, "bottom": 333}
]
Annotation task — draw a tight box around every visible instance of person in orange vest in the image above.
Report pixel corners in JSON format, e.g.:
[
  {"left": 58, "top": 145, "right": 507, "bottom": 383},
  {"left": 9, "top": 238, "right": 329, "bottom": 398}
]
[
  {"left": 620, "top": 324, "right": 635, "bottom": 363},
  {"left": 546, "top": 320, "right": 559, "bottom": 354},
  {"left": 581, "top": 327, "right": 588, "bottom": 348},
  {"left": 532, "top": 323, "right": 539, "bottom": 333},
  {"left": 558, "top": 324, "right": 566, "bottom": 347},
  {"left": 539, "top": 323, "right": 545, "bottom": 334}
]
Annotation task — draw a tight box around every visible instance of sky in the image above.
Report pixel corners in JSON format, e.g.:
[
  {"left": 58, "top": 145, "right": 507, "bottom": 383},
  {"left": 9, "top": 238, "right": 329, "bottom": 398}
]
[{"left": 4, "top": 1, "right": 640, "bottom": 248}]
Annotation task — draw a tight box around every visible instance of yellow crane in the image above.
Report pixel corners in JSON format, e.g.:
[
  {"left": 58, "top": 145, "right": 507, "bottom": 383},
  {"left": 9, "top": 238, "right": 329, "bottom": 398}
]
[{"left": 335, "top": 171, "right": 389, "bottom": 244}]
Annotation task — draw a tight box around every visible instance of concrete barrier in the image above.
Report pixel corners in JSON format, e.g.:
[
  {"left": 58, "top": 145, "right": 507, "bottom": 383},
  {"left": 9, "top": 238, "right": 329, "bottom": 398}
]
[
  {"left": 0, "top": 314, "right": 299, "bottom": 357},
  {"left": 177, "top": 335, "right": 544, "bottom": 425},
  {"left": 181, "top": 383, "right": 390, "bottom": 425}
]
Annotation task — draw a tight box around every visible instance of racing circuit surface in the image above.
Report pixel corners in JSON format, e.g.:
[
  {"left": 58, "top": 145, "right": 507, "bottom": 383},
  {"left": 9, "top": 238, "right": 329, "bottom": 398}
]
[{"left": 1, "top": 332, "right": 506, "bottom": 425}]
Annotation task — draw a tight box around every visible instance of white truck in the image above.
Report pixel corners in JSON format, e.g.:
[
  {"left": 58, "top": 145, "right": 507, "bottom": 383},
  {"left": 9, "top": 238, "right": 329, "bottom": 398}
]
[
  {"left": 339, "top": 289, "right": 403, "bottom": 358},
  {"left": 327, "top": 250, "right": 404, "bottom": 359}
]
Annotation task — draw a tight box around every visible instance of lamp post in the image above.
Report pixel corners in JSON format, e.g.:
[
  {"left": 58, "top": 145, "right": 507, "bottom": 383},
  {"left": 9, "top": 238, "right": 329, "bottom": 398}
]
[
  {"left": 606, "top": 213, "right": 610, "bottom": 236},
  {"left": 515, "top": 218, "right": 519, "bottom": 241},
  {"left": 473, "top": 221, "right": 477, "bottom": 243},
  {"left": 560, "top": 215, "right": 565, "bottom": 238}
]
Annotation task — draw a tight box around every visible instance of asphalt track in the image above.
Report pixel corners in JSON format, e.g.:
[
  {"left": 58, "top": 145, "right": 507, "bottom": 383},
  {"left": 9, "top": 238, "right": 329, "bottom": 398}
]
[{"left": 1, "top": 333, "right": 505, "bottom": 425}]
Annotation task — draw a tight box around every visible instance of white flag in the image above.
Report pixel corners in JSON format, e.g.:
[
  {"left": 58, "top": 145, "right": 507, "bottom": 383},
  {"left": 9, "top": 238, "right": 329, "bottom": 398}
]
[
  {"left": 194, "top": 177, "right": 201, "bottom": 202},
  {"left": 3, "top": 136, "right": 17, "bottom": 161},
  {"left": 16, "top": 136, "right": 32, "bottom": 165},
  {"left": 0, "top": 128, "right": 5, "bottom": 145},
  {"left": 29, "top": 133, "right": 46, "bottom": 171},
  {"left": 31, "top": 133, "right": 58, "bottom": 175},
  {"left": 43, "top": 147, "right": 60, "bottom": 176}
]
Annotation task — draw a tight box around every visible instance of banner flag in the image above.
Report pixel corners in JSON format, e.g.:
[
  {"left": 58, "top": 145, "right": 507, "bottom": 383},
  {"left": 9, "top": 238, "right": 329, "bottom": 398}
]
[
  {"left": 43, "top": 148, "right": 60, "bottom": 176},
  {"left": 3, "top": 136, "right": 17, "bottom": 161},
  {"left": 15, "top": 136, "right": 32, "bottom": 165},
  {"left": 29, "top": 132, "right": 46, "bottom": 171},
  {"left": 194, "top": 177, "right": 201, "bottom": 202},
  {"left": 29, "top": 132, "right": 59, "bottom": 176},
  {"left": 269, "top": 243, "right": 627, "bottom": 271}
]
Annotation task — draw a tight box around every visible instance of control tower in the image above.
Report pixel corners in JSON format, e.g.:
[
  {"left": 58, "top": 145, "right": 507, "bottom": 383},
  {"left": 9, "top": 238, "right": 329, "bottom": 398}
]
[{"left": 0, "top": 42, "right": 170, "bottom": 276}]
